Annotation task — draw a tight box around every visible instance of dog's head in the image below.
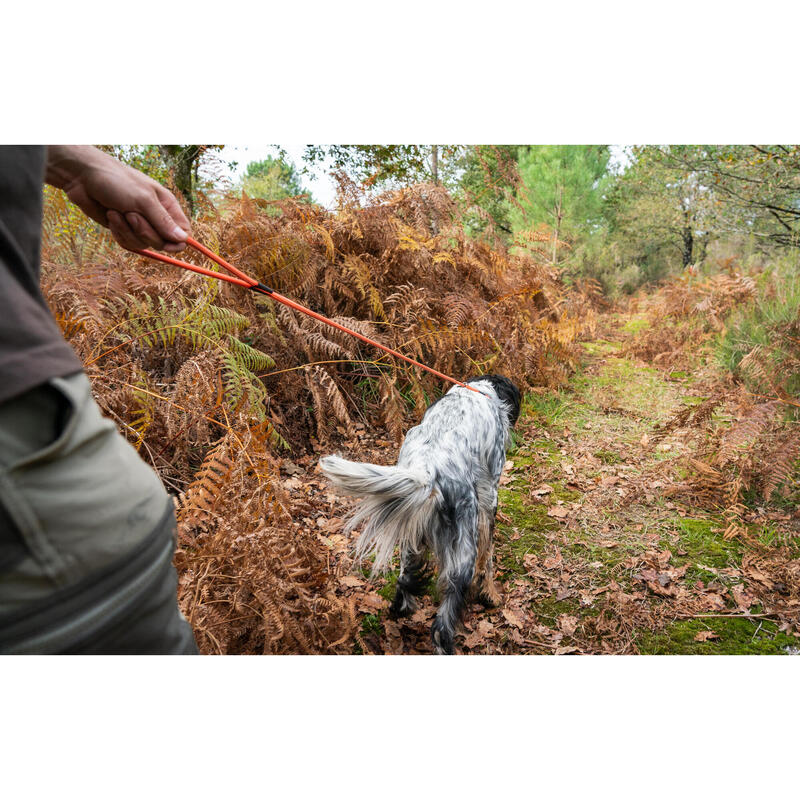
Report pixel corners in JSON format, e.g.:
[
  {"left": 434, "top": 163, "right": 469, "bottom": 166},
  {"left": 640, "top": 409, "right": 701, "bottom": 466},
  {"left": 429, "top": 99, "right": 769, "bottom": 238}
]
[{"left": 468, "top": 374, "right": 521, "bottom": 427}]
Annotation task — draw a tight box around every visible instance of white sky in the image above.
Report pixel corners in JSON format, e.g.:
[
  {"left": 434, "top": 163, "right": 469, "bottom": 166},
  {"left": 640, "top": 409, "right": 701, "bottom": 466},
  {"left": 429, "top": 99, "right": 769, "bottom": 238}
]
[
  {"left": 218, "top": 144, "right": 633, "bottom": 210},
  {"left": 219, "top": 144, "right": 337, "bottom": 207}
]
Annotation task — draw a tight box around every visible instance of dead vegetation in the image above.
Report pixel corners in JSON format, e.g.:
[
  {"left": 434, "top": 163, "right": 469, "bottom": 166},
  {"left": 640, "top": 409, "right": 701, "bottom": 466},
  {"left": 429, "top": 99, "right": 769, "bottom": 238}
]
[
  {"left": 625, "top": 259, "right": 800, "bottom": 556},
  {"left": 623, "top": 261, "right": 756, "bottom": 370},
  {"left": 40, "top": 180, "right": 587, "bottom": 654},
  {"left": 40, "top": 175, "right": 800, "bottom": 655}
]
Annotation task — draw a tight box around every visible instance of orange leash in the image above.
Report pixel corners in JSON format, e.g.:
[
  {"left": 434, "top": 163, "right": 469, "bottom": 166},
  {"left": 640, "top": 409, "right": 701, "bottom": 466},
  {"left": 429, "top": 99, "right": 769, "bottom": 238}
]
[{"left": 132, "top": 237, "right": 486, "bottom": 396}]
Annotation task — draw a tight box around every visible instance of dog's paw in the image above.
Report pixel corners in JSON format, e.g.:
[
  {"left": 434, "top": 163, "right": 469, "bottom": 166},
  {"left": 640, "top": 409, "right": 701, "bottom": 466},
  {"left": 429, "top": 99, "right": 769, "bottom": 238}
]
[
  {"left": 431, "top": 620, "right": 455, "bottom": 655},
  {"left": 476, "top": 582, "right": 502, "bottom": 609},
  {"left": 389, "top": 591, "right": 417, "bottom": 619}
]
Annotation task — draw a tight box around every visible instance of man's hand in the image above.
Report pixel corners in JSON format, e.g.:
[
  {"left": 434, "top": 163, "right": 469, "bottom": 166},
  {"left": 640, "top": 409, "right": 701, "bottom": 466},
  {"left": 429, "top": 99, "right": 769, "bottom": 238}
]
[{"left": 45, "top": 146, "right": 191, "bottom": 253}]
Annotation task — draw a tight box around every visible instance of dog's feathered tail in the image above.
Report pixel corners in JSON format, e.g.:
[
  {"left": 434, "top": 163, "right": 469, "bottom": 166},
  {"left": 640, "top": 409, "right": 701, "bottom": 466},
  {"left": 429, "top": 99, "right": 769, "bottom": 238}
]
[{"left": 319, "top": 455, "right": 436, "bottom": 573}]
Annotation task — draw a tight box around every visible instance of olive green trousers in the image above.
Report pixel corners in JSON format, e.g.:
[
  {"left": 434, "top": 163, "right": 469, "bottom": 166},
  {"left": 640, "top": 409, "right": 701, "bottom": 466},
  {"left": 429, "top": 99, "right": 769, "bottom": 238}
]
[{"left": 0, "top": 371, "right": 197, "bottom": 654}]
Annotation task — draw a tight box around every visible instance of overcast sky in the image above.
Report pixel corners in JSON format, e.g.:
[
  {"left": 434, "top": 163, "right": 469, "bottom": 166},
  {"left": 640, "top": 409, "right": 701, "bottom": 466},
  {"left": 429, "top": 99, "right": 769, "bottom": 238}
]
[
  {"left": 219, "top": 144, "right": 336, "bottom": 206},
  {"left": 219, "top": 144, "right": 632, "bottom": 209}
]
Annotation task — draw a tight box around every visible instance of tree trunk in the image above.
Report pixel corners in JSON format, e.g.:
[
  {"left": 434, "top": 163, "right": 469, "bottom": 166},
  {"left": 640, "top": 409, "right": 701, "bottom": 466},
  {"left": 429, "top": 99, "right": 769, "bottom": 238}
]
[
  {"left": 158, "top": 145, "right": 201, "bottom": 216},
  {"left": 681, "top": 209, "right": 694, "bottom": 268},
  {"left": 695, "top": 232, "right": 709, "bottom": 265},
  {"left": 551, "top": 185, "right": 563, "bottom": 265},
  {"left": 428, "top": 145, "right": 441, "bottom": 235}
]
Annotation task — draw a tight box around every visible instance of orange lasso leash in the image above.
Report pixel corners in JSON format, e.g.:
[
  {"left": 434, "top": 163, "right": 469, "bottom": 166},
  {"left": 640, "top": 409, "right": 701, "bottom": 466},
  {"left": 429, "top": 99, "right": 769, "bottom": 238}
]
[{"left": 132, "top": 237, "right": 486, "bottom": 396}]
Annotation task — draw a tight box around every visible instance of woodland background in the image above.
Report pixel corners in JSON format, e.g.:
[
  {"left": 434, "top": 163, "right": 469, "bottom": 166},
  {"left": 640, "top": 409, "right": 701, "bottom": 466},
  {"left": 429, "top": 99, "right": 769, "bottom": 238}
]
[{"left": 40, "top": 144, "right": 800, "bottom": 654}]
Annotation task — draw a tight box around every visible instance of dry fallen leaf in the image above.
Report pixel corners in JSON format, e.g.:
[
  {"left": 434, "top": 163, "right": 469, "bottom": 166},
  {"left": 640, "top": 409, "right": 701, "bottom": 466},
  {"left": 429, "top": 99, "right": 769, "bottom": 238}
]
[
  {"left": 502, "top": 609, "right": 526, "bottom": 629},
  {"left": 558, "top": 614, "right": 578, "bottom": 636},
  {"left": 694, "top": 630, "right": 719, "bottom": 642},
  {"left": 410, "top": 607, "right": 434, "bottom": 624},
  {"left": 731, "top": 585, "right": 756, "bottom": 612},
  {"left": 543, "top": 550, "right": 563, "bottom": 570},
  {"left": 357, "top": 593, "right": 385, "bottom": 612},
  {"left": 463, "top": 619, "right": 495, "bottom": 649},
  {"left": 339, "top": 575, "right": 365, "bottom": 588},
  {"left": 554, "top": 646, "right": 579, "bottom": 655},
  {"left": 547, "top": 505, "right": 569, "bottom": 519}
]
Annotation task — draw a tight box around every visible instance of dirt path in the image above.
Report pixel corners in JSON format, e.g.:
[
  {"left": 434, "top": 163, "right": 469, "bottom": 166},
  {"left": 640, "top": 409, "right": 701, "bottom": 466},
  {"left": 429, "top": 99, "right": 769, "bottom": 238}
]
[{"left": 313, "top": 311, "right": 800, "bottom": 654}]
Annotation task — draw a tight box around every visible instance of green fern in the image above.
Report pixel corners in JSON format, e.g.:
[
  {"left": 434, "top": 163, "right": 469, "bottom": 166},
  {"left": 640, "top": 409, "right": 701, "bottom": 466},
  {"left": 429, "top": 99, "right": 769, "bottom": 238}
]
[{"left": 113, "top": 292, "right": 278, "bottom": 428}]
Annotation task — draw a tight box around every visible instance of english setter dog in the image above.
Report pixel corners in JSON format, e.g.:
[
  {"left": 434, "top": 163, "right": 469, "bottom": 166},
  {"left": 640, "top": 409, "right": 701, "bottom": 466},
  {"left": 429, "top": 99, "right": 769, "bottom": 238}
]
[{"left": 320, "top": 374, "right": 521, "bottom": 654}]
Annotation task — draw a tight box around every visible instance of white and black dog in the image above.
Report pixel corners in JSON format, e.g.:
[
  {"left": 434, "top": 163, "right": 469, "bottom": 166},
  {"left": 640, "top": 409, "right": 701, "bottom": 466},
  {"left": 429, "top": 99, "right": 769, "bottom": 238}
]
[{"left": 320, "top": 374, "right": 521, "bottom": 654}]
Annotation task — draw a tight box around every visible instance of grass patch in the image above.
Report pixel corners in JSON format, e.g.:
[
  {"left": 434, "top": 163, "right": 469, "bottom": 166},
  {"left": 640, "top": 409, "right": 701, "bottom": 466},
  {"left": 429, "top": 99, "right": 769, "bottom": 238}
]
[
  {"left": 669, "top": 517, "right": 743, "bottom": 570},
  {"left": 717, "top": 268, "right": 800, "bottom": 398},
  {"left": 621, "top": 315, "right": 650, "bottom": 335},
  {"left": 523, "top": 391, "right": 574, "bottom": 426},
  {"left": 582, "top": 340, "right": 622, "bottom": 357}
]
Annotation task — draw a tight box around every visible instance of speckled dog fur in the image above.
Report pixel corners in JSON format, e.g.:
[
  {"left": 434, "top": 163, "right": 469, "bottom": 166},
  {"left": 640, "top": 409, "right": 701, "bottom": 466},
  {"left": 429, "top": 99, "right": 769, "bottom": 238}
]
[{"left": 320, "top": 374, "right": 521, "bottom": 654}]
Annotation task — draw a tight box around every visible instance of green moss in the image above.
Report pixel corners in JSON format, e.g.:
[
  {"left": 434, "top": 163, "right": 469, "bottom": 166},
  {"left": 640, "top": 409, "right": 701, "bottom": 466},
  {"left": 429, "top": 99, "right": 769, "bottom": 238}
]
[
  {"left": 528, "top": 595, "right": 582, "bottom": 626},
  {"left": 496, "top": 486, "right": 556, "bottom": 574},
  {"left": 510, "top": 438, "right": 559, "bottom": 466},
  {"left": 571, "top": 538, "right": 633, "bottom": 572},
  {"left": 377, "top": 571, "right": 398, "bottom": 601},
  {"left": 638, "top": 617, "right": 800, "bottom": 655},
  {"left": 594, "top": 449, "right": 623, "bottom": 465}
]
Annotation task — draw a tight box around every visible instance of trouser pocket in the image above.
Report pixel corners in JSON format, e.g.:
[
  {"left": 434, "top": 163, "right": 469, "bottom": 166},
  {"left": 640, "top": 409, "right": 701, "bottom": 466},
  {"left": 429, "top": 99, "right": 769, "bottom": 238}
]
[
  {"left": 0, "top": 371, "right": 172, "bottom": 608},
  {"left": 0, "top": 375, "right": 80, "bottom": 584}
]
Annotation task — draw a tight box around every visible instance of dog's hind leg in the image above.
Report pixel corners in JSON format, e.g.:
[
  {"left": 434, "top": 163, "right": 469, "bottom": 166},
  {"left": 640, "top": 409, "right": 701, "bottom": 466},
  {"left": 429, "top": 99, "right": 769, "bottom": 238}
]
[
  {"left": 389, "top": 547, "right": 429, "bottom": 618},
  {"left": 431, "top": 494, "right": 478, "bottom": 655},
  {"left": 473, "top": 491, "right": 501, "bottom": 608}
]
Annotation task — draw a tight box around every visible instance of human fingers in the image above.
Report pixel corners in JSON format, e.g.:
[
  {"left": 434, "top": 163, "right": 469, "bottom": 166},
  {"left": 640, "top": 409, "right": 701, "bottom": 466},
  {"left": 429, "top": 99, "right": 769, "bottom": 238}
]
[
  {"left": 155, "top": 183, "right": 192, "bottom": 235},
  {"left": 125, "top": 212, "right": 167, "bottom": 250},
  {"left": 107, "top": 209, "right": 149, "bottom": 252},
  {"left": 133, "top": 186, "right": 190, "bottom": 246}
]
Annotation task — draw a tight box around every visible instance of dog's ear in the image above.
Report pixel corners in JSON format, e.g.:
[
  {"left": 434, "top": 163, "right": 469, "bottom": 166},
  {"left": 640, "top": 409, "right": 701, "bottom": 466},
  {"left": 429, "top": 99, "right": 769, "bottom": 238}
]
[{"left": 470, "top": 374, "right": 521, "bottom": 426}]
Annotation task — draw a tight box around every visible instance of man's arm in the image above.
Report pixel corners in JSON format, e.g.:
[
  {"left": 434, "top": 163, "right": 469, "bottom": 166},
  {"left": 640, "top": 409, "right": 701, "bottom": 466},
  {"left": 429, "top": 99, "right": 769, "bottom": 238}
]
[{"left": 45, "top": 146, "right": 191, "bottom": 253}]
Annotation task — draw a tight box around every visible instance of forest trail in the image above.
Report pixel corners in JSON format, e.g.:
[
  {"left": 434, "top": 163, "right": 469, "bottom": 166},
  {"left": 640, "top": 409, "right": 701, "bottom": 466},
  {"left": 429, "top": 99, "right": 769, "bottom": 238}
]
[{"left": 317, "top": 309, "right": 800, "bottom": 655}]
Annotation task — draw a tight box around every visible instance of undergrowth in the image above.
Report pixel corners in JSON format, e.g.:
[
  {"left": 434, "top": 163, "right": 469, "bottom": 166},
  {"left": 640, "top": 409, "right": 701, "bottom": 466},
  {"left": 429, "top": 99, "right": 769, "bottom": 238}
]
[
  {"left": 626, "top": 256, "right": 800, "bottom": 541},
  {"left": 40, "top": 179, "right": 597, "bottom": 654}
]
